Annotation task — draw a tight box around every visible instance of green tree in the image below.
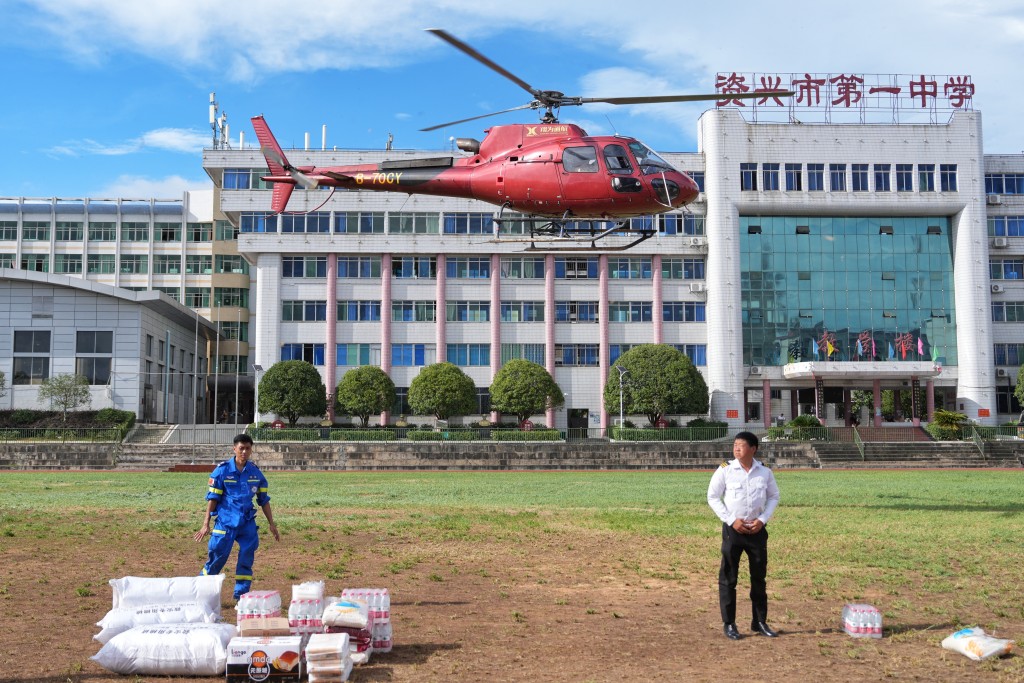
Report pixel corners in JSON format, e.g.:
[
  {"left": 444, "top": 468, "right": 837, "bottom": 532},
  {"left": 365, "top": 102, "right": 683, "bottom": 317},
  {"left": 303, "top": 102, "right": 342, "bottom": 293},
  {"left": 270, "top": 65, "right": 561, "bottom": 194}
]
[
  {"left": 257, "top": 361, "right": 327, "bottom": 426},
  {"left": 489, "top": 359, "right": 564, "bottom": 423},
  {"left": 37, "top": 373, "right": 91, "bottom": 422},
  {"left": 334, "top": 366, "right": 396, "bottom": 427},
  {"left": 0, "top": 370, "right": 7, "bottom": 399},
  {"left": 1014, "top": 365, "right": 1024, "bottom": 421},
  {"left": 408, "top": 362, "right": 477, "bottom": 421},
  {"left": 851, "top": 389, "right": 914, "bottom": 421},
  {"left": 603, "top": 345, "right": 708, "bottom": 426}
]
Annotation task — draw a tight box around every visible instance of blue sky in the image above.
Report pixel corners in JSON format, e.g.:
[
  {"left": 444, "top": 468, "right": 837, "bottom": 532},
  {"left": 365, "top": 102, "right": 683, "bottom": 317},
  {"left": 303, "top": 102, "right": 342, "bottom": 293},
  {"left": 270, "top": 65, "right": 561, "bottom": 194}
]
[{"left": 2, "top": 0, "right": 1023, "bottom": 198}]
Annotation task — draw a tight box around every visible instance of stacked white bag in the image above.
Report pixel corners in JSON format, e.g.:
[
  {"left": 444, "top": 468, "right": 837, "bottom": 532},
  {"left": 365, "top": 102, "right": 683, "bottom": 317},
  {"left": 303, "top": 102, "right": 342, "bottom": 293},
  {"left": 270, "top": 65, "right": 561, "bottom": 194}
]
[
  {"left": 306, "top": 632, "right": 353, "bottom": 682},
  {"left": 91, "top": 575, "right": 236, "bottom": 676}
]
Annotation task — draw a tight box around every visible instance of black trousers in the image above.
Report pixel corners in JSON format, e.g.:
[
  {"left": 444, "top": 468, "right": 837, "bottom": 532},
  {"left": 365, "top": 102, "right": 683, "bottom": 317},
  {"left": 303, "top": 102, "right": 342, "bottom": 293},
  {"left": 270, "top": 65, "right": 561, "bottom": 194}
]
[{"left": 718, "top": 523, "right": 768, "bottom": 624}]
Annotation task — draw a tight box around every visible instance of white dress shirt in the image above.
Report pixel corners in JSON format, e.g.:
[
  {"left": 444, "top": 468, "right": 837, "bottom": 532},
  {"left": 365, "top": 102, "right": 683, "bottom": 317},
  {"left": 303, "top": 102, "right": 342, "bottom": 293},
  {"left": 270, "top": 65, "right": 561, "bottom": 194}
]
[{"left": 707, "top": 458, "right": 780, "bottom": 526}]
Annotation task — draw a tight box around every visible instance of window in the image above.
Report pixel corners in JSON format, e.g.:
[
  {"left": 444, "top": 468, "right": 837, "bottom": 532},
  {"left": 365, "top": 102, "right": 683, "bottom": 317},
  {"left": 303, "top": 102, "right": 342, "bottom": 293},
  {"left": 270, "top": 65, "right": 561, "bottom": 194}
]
[
  {"left": 656, "top": 214, "right": 705, "bottom": 236},
  {"left": 985, "top": 173, "right": 1024, "bottom": 195},
  {"left": 555, "top": 301, "right": 599, "bottom": 322},
  {"left": 187, "top": 222, "right": 212, "bottom": 242},
  {"left": 994, "top": 343, "right": 1024, "bottom": 366},
  {"left": 687, "top": 171, "right": 705, "bottom": 192},
  {"left": 762, "top": 163, "right": 780, "bottom": 191},
  {"left": 282, "top": 300, "right": 327, "bottom": 321},
  {"left": 393, "top": 256, "right": 436, "bottom": 279},
  {"left": 603, "top": 144, "right": 633, "bottom": 174},
  {"left": 562, "top": 146, "right": 598, "bottom": 173},
  {"left": 610, "top": 344, "right": 635, "bottom": 363},
  {"left": 443, "top": 213, "right": 493, "bottom": 234},
  {"left": 75, "top": 331, "right": 113, "bottom": 384},
  {"left": 54, "top": 254, "right": 82, "bottom": 274},
  {"left": 87, "top": 254, "right": 115, "bottom": 274},
  {"left": 609, "top": 302, "right": 653, "bottom": 322},
  {"left": 218, "top": 321, "right": 249, "bottom": 342},
  {"left": 281, "top": 343, "right": 325, "bottom": 365},
  {"left": 500, "top": 344, "right": 545, "bottom": 364},
  {"left": 120, "top": 254, "right": 148, "bottom": 274},
  {"left": 663, "top": 302, "right": 707, "bottom": 322},
  {"left": 852, "top": 164, "right": 869, "bottom": 192},
  {"left": 22, "top": 222, "right": 50, "bottom": 241},
  {"left": 446, "top": 257, "right": 490, "bottom": 279},
  {"left": 989, "top": 216, "right": 1024, "bottom": 237},
  {"left": 21, "top": 254, "right": 49, "bottom": 272},
  {"left": 155, "top": 286, "right": 180, "bottom": 301},
  {"left": 662, "top": 258, "right": 705, "bottom": 279},
  {"left": 784, "top": 163, "right": 802, "bottom": 191},
  {"left": 240, "top": 212, "right": 273, "bottom": 233},
  {"left": 554, "top": 344, "right": 599, "bottom": 366},
  {"left": 216, "top": 255, "right": 249, "bottom": 274},
  {"left": 608, "top": 257, "right": 652, "bottom": 279},
  {"left": 336, "top": 343, "right": 381, "bottom": 366},
  {"left": 153, "top": 255, "right": 181, "bottom": 274},
  {"left": 121, "top": 222, "right": 149, "bottom": 242},
  {"left": 674, "top": 343, "right": 708, "bottom": 366},
  {"left": 896, "top": 164, "right": 914, "bottom": 192},
  {"left": 224, "top": 168, "right": 254, "bottom": 189},
  {"left": 918, "top": 164, "right": 935, "bottom": 192},
  {"left": 336, "top": 211, "right": 384, "bottom": 234},
  {"left": 392, "top": 301, "right": 436, "bottom": 322},
  {"left": 392, "top": 344, "right": 436, "bottom": 367},
  {"left": 997, "top": 386, "right": 1022, "bottom": 415},
  {"left": 500, "top": 256, "right": 544, "bottom": 279},
  {"left": 55, "top": 222, "right": 83, "bottom": 241},
  {"left": 829, "top": 164, "right": 846, "bottom": 191},
  {"left": 337, "top": 256, "right": 381, "bottom": 278},
  {"left": 874, "top": 164, "right": 891, "bottom": 192},
  {"left": 88, "top": 222, "right": 116, "bottom": 241},
  {"left": 991, "top": 259, "right": 1024, "bottom": 280},
  {"left": 337, "top": 301, "right": 382, "bottom": 321},
  {"left": 992, "top": 302, "right": 1024, "bottom": 322},
  {"left": 446, "top": 344, "right": 490, "bottom": 366},
  {"left": 446, "top": 301, "right": 490, "bottom": 322},
  {"left": 740, "top": 163, "right": 758, "bottom": 191},
  {"left": 282, "top": 256, "right": 326, "bottom": 278},
  {"left": 155, "top": 222, "right": 182, "bottom": 241},
  {"left": 13, "top": 330, "right": 51, "bottom": 384},
  {"left": 184, "top": 287, "right": 211, "bottom": 308},
  {"left": 940, "top": 164, "right": 958, "bottom": 192},
  {"left": 555, "top": 257, "right": 598, "bottom": 279},
  {"left": 0, "top": 253, "right": 14, "bottom": 268},
  {"left": 0, "top": 221, "right": 16, "bottom": 241},
  {"left": 282, "top": 212, "right": 330, "bottom": 233},
  {"left": 216, "top": 220, "right": 240, "bottom": 240},
  {"left": 500, "top": 302, "right": 544, "bottom": 322},
  {"left": 389, "top": 212, "right": 439, "bottom": 234},
  {"left": 807, "top": 164, "right": 824, "bottom": 191}
]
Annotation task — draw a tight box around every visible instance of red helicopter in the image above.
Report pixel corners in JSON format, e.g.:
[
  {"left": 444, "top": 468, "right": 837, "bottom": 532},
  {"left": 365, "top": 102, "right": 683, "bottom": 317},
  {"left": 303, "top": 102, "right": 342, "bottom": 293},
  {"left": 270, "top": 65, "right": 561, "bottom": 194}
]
[{"left": 252, "top": 29, "right": 790, "bottom": 250}]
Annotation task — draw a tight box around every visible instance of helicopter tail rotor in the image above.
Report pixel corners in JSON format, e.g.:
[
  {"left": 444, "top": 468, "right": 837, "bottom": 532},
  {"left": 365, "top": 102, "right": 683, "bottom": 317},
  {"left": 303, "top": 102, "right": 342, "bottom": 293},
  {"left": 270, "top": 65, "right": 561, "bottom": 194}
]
[{"left": 252, "top": 115, "right": 320, "bottom": 195}]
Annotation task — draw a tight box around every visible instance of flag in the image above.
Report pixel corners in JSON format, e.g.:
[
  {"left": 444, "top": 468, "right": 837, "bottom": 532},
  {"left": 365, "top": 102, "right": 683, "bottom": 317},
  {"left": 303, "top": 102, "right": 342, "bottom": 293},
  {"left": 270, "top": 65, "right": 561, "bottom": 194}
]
[
  {"left": 888, "top": 342, "right": 895, "bottom": 359},
  {"left": 932, "top": 346, "right": 939, "bottom": 361},
  {"left": 812, "top": 339, "right": 819, "bottom": 358},
  {"left": 918, "top": 337, "right": 924, "bottom": 356},
  {"left": 856, "top": 340, "right": 863, "bottom": 357},
  {"left": 826, "top": 340, "right": 835, "bottom": 356},
  {"left": 872, "top": 339, "right": 876, "bottom": 358},
  {"left": 901, "top": 342, "right": 907, "bottom": 360}
]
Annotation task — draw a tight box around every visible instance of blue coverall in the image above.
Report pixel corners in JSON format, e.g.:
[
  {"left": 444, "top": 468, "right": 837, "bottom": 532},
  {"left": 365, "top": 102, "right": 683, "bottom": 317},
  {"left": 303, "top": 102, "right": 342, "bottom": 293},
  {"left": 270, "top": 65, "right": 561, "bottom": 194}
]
[{"left": 200, "top": 457, "right": 271, "bottom": 599}]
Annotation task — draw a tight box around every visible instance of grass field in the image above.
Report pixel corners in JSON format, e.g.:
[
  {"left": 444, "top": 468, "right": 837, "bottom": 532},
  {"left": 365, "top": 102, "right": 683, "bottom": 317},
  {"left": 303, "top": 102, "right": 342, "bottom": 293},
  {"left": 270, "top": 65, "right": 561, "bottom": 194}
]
[{"left": 0, "top": 469, "right": 1021, "bottom": 681}]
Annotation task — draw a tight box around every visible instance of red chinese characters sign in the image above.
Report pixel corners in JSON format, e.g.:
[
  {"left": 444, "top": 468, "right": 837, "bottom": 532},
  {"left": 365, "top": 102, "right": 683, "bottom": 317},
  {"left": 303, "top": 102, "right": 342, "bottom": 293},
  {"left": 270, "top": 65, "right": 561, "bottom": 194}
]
[{"left": 715, "top": 73, "right": 974, "bottom": 122}]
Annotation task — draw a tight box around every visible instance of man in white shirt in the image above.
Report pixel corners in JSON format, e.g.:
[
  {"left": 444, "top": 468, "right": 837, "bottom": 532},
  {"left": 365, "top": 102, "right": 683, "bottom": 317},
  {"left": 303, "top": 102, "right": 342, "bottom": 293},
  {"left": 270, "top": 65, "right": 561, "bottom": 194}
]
[{"left": 707, "top": 431, "right": 781, "bottom": 640}]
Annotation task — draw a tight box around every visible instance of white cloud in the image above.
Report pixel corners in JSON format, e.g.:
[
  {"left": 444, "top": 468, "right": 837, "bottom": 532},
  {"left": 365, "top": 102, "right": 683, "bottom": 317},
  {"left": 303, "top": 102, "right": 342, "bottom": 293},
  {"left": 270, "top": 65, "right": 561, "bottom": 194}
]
[
  {"left": 90, "top": 174, "right": 207, "bottom": 198},
  {"left": 47, "top": 128, "right": 208, "bottom": 157}
]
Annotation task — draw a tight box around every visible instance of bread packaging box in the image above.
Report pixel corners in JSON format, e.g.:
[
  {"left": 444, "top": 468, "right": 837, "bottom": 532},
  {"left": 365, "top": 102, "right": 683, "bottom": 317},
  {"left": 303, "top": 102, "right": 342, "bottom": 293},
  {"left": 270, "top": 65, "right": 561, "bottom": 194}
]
[
  {"left": 238, "top": 617, "right": 292, "bottom": 638},
  {"left": 226, "top": 635, "right": 302, "bottom": 682}
]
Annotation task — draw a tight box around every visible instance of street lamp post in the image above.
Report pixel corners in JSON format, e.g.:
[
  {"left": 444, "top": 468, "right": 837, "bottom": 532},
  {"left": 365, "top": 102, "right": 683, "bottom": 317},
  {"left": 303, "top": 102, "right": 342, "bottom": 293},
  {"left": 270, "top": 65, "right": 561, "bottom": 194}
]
[
  {"left": 616, "top": 366, "right": 630, "bottom": 434},
  {"left": 252, "top": 364, "right": 264, "bottom": 425}
]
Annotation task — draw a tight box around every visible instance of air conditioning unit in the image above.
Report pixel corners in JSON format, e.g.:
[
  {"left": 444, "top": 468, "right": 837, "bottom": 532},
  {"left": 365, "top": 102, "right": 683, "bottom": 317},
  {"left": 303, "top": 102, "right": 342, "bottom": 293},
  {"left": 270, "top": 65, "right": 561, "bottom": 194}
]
[
  {"left": 689, "top": 236, "right": 705, "bottom": 247},
  {"left": 987, "top": 194, "right": 1004, "bottom": 205},
  {"left": 689, "top": 282, "right": 706, "bottom": 294},
  {"left": 992, "top": 237, "right": 1009, "bottom": 248},
  {"left": 750, "top": 366, "right": 763, "bottom": 375},
  {"left": 997, "top": 368, "right": 1009, "bottom": 378},
  {"left": 992, "top": 284, "right": 1005, "bottom": 293}
]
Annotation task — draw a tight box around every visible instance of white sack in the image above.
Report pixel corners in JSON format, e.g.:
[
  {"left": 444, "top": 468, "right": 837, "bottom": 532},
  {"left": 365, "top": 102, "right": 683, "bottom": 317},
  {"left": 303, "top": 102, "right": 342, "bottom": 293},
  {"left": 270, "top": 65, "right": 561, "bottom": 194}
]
[
  {"left": 941, "top": 627, "right": 1015, "bottom": 662},
  {"left": 91, "top": 622, "right": 236, "bottom": 675},
  {"left": 94, "top": 601, "right": 219, "bottom": 645},
  {"left": 322, "top": 598, "right": 370, "bottom": 629},
  {"left": 109, "top": 575, "right": 224, "bottom": 615}
]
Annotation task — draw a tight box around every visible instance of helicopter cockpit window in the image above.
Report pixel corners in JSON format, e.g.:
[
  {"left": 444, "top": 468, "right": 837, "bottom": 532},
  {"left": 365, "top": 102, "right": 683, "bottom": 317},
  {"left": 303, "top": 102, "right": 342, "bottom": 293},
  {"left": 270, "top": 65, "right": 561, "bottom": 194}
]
[
  {"left": 628, "top": 141, "right": 676, "bottom": 175},
  {"left": 562, "top": 146, "right": 598, "bottom": 173},
  {"left": 603, "top": 144, "right": 633, "bottom": 175}
]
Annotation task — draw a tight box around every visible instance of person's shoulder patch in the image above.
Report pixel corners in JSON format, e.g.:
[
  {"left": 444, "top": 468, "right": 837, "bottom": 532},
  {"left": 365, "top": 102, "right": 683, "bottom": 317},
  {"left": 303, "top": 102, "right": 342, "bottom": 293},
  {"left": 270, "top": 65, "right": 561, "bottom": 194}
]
[
  {"left": 208, "top": 477, "right": 216, "bottom": 486},
  {"left": 720, "top": 461, "right": 729, "bottom": 468}
]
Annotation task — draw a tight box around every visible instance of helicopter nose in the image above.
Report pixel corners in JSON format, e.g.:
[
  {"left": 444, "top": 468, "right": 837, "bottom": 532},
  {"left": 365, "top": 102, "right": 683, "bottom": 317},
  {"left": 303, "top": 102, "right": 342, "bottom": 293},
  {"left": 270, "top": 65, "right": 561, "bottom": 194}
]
[{"left": 678, "top": 173, "right": 700, "bottom": 205}]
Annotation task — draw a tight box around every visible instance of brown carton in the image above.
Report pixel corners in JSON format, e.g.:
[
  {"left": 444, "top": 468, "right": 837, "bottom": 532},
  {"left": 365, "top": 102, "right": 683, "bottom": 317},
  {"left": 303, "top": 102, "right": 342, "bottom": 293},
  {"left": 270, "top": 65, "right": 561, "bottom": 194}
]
[{"left": 238, "top": 617, "right": 292, "bottom": 637}]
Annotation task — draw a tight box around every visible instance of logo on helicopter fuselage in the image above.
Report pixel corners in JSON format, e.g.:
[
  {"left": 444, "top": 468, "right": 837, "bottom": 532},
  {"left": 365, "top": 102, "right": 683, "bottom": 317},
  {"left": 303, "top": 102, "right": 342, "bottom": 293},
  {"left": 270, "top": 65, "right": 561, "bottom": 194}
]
[{"left": 525, "top": 125, "right": 570, "bottom": 136}]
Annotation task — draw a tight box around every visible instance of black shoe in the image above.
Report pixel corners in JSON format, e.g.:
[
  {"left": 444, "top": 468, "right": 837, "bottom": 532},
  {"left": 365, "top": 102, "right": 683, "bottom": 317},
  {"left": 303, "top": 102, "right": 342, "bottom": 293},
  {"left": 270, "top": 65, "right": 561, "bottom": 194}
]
[
  {"left": 724, "top": 623, "right": 741, "bottom": 640},
  {"left": 751, "top": 621, "right": 778, "bottom": 637}
]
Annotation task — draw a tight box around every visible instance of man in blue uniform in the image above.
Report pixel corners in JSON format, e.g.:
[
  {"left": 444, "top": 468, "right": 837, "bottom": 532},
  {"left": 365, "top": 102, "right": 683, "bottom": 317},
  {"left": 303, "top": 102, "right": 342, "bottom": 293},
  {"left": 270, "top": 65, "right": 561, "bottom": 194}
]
[
  {"left": 193, "top": 434, "right": 280, "bottom": 600},
  {"left": 708, "top": 431, "right": 780, "bottom": 640}
]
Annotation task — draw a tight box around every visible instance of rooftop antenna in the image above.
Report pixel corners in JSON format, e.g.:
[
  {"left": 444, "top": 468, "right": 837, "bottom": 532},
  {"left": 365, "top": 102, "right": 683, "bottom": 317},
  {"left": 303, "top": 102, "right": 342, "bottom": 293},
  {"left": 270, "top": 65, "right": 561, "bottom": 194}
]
[
  {"left": 209, "top": 92, "right": 218, "bottom": 148},
  {"left": 218, "top": 111, "right": 228, "bottom": 150}
]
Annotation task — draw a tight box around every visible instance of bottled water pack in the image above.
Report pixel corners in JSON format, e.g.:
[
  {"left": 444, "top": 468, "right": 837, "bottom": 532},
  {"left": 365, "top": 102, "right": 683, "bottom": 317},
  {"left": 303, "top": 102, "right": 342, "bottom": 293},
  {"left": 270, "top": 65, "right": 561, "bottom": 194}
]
[{"left": 842, "top": 603, "right": 882, "bottom": 638}]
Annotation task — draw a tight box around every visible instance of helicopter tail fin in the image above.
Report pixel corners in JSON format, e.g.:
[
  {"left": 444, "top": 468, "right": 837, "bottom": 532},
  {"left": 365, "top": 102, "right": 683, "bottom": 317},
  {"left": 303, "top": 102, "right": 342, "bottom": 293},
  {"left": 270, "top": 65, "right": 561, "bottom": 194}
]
[{"left": 251, "top": 115, "right": 294, "bottom": 213}]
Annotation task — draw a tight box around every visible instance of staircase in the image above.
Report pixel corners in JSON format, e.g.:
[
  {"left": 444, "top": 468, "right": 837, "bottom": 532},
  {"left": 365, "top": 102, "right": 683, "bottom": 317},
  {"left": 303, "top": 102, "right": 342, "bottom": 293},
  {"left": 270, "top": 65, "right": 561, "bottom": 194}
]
[
  {"left": 816, "top": 440, "right": 991, "bottom": 468},
  {"left": 116, "top": 443, "right": 224, "bottom": 471},
  {"left": 127, "top": 424, "right": 173, "bottom": 444}
]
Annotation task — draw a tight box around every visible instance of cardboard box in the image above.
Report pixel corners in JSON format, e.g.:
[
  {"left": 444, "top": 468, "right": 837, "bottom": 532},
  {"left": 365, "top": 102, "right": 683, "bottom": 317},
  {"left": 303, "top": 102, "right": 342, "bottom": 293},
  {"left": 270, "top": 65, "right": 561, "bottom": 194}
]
[
  {"left": 226, "top": 635, "right": 302, "bottom": 682},
  {"left": 238, "top": 617, "right": 292, "bottom": 637}
]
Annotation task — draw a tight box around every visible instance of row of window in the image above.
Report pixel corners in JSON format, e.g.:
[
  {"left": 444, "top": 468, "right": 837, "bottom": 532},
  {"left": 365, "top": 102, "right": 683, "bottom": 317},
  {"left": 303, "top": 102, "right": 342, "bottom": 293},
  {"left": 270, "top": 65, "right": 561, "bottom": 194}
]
[
  {"left": 279, "top": 342, "right": 709, "bottom": 368},
  {"left": 12, "top": 330, "right": 112, "bottom": 385},
  {"left": 0, "top": 221, "right": 214, "bottom": 243},
  {"left": 740, "top": 163, "right": 958, "bottom": 193},
  {"left": 7, "top": 253, "right": 248, "bottom": 276},
  {"left": 281, "top": 300, "right": 707, "bottom": 323},
  {"left": 280, "top": 255, "right": 707, "bottom": 280},
  {"left": 988, "top": 217, "right": 1024, "bottom": 237}
]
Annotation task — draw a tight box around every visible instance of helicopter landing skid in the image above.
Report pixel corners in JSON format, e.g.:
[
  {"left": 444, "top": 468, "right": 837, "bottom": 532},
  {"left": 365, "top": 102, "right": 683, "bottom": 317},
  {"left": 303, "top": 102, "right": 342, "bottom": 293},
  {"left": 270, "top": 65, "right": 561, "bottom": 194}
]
[{"left": 490, "top": 209, "right": 656, "bottom": 251}]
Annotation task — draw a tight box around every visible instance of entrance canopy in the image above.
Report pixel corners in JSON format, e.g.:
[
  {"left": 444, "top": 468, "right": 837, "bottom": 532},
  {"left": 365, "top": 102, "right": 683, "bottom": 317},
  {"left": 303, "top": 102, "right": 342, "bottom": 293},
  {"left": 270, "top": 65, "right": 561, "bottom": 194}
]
[{"left": 782, "top": 361, "right": 943, "bottom": 381}]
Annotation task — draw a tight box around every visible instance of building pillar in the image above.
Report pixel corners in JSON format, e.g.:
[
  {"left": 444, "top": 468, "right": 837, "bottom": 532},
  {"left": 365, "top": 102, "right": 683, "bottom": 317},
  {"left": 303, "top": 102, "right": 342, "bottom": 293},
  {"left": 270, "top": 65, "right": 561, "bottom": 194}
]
[
  {"left": 490, "top": 253, "right": 501, "bottom": 423},
  {"left": 435, "top": 254, "right": 446, "bottom": 366},
  {"left": 544, "top": 254, "right": 556, "bottom": 428},
  {"left": 814, "top": 376, "right": 825, "bottom": 425},
  {"left": 873, "top": 379, "right": 882, "bottom": 427},
  {"left": 762, "top": 379, "right": 771, "bottom": 430},
  {"left": 926, "top": 380, "right": 935, "bottom": 421},
  {"left": 324, "top": 254, "right": 337, "bottom": 420},
  {"left": 599, "top": 254, "right": 610, "bottom": 431},
  {"left": 844, "top": 389, "right": 853, "bottom": 427},
  {"left": 379, "top": 253, "right": 392, "bottom": 425},
  {"left": 652, "top": 254, "right": 663, "bottom": 344},
  {"left": 911, "top": 377, "right": 921, "bottom": 426},
  {"left": 790, "top": 390, "right": 798, "bottom": 422}
]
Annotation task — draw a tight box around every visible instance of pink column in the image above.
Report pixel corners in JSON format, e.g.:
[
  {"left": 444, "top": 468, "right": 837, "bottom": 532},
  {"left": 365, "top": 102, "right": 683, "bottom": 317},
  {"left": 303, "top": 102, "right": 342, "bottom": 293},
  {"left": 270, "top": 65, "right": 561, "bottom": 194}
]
[
  {"left": 599, "top": 254, "right": 609, "bottom": 430},
  {"left": 435, "top": 254, "right": 446, "bottom": 364},
  {"left": 490, "top": 253, "right": 501, "bottom": 423},
  {"left": 325, "top": 253, "right": 338, "bottom": 420},
  {"left": 873, "top": 378, "right": 882, "bottom": 427},
  {"left": 545, "top": 254, "right": 556, "bottom": 428},
  {"left": 380, "top": 253, "right": 392, "bottom": 425},
  {"left": 762, "top": 379, "right": 771, "bottom": 430},
  {"left": 926, "top": 379, "right": 935, "bottom": 422},
  {"left": 652, "top": 254, "right": 663, "bottom": 344}
]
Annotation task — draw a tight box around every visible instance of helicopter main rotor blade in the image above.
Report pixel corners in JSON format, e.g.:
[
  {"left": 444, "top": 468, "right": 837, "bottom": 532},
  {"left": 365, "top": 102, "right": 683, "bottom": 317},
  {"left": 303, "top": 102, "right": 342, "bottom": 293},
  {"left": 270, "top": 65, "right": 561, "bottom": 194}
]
[
  {"left": 420, "top": 103, "right": 537, "bottom": 132},
  {"left": 426, "top": 28, "right": 541, "bottom": 99},
  {"left": 578, "top": 90, "right": 795, "bottom": 106}
]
